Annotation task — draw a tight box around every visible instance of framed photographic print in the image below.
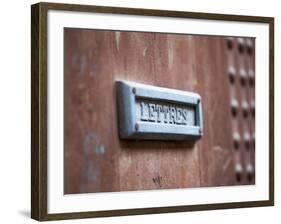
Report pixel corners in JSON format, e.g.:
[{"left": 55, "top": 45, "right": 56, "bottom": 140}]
[{"left": 31, "top": 2, "right": 274, "bottom": 221}]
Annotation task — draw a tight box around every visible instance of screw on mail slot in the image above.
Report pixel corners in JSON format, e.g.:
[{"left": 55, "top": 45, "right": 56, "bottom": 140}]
[{"left": 116, "top": 81, "right": 203, "bottom": 140}]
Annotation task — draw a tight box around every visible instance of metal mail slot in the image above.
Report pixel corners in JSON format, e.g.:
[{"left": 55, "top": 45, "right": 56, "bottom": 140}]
[{"left": 116, "top": 80, "right": 203, "bottom": 140}]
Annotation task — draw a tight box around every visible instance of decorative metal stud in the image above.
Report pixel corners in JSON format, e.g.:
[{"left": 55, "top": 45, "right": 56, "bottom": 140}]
[
  {"left": 235, "top": 163, "right": 243, "bottom": 182},
  {"left": 241, "top": 100, "right": 249, "bottom": 117},
  {"left": 226, "top": 37, "right": 234, "bottom": 50},
  {"left": 233, "top": 132, "right": 240, "bottom": 150},
  {"left": 240, "top": 69, "right": 247, "bottom": 86},
  {"left": 248, "top": 69, "right": 255, "bottom": 86},
  {"left": 246, "top": 164, "right": 253, "bottom": 174},
  {"left": 228, "top": 66, "right": 236, "bottom": 83},
  {"left": 246, "top": 164, "right": 254, "bottom": 182},
  {"left": 250, "top": 100, "right": 255, "bottom": 117},
  {"left": 237, "top": 38, "right": 245, "bottom": 53},
  {"left": 246, "top": 38, "right": 253, "bottom": 55},
  {"left": 243, "top": 132, "right": 251, "bottom": 149},
  {"left": 230, "top": 98, "right": 239, "bottom": 116}
]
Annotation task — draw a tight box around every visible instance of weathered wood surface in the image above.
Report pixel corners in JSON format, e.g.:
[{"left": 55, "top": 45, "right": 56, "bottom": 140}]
[{"left": 64, "top": 29, "right": 255, "bottom": 194}]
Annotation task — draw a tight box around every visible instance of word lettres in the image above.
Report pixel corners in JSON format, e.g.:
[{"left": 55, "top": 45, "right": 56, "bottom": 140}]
[{"left": 139, "top": 101, "right": 195, "bottom": 126}]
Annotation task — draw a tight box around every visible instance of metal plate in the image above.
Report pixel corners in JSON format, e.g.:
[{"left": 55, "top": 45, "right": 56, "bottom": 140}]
[{"left": 116, "top": 81, "right": 203, "bottom": 140}]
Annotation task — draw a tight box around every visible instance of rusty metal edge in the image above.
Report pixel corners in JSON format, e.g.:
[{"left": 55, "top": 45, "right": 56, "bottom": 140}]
[{"left": 30, "top": 2, "right": 274, "bottom": 221}]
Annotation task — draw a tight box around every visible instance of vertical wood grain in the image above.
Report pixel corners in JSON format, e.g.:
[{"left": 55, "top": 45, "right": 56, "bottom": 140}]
[{"left": 64, "top": 29, "right": 254, "bottom": 194}]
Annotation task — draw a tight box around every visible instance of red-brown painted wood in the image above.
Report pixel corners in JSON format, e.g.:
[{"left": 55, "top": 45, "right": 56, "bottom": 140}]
[{"left": 64, "top": 29, "right": 255, "bottom": 194}]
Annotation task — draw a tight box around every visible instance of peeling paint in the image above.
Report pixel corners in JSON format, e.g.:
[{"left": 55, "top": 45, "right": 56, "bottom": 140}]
[
  {"left": 96, "top": 144, "right": 106, "bottom": 155},
  {"left": 168, "top": 41, "right": 174, "bottom": 70},
  {"left": 115, "top": 32, "right": 121, "bottom": 51},
  {"left": 83, "top": 133, "right": 98, "bottom": 154},
  {"left": 81, "top": 132, "right": 106, "bottom": 192},
  {"left": 222, "top": 157, "right": 232, "bottom": 172},
  {"left": 84, "top": 163, "right": 98, "bottom": 182},
  {"left": 84, "top": 133, "right": 107, "bottom": 155},
  {"left": 142, "top": 47, "right": 148, "bottom": 56},
  {"left": 213, "top": 146, "right": 223, "bottom": 152}
]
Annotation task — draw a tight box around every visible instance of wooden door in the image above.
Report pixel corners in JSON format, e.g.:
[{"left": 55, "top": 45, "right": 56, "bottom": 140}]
[{"left": 64, "top": 28, "right": 255, "bottom": 194}]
